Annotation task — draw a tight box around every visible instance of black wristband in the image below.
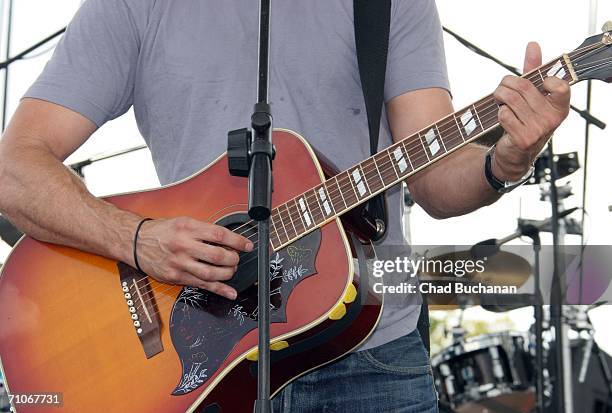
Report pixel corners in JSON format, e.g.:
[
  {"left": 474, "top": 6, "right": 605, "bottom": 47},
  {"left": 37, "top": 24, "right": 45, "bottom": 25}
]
[
  {"left": 133, "top": 218, "right": 153, "bottom": 273},
  {"left": 484, "top": 148, "right": 505, "bottom": 192}
]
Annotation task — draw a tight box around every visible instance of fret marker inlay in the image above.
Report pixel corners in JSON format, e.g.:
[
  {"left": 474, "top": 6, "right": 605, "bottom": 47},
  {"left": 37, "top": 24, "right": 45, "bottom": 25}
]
[
  {"left": 547, "top": 61, "right": 566, "bottom": 79},
  {"left": 351, "top": 169, "right": 367, "bottom": 197},
  {"left": 393, "top": 148, "right": 408, "bottom": 173},
  {"left": 424, "top": 129, "right": 440, "bottom": 156},
  {"left": 460, "top": 109, "right": 477, "bottom": 136},
  {"left": 298, "top": 198, "right": 312, "bottom": 227},
  {"left": 318, "top": 187, "right": 332, "bottom": 215}
]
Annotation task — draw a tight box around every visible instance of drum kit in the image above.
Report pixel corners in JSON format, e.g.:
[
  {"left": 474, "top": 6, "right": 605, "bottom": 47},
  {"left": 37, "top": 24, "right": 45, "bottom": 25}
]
[{"left": 420, "top": 247, "right": 612, "bottom": 413}]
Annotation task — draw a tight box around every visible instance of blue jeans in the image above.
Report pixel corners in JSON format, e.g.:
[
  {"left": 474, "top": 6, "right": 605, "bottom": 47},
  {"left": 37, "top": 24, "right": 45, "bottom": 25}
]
[{"left": 272, "top": 329, "right": 438, "bottom": 412}]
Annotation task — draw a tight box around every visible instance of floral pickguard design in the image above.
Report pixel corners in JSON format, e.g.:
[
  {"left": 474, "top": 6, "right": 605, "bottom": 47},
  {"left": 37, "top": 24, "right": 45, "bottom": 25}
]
[{"left": 169, "top": 229, "right": 321, "bottom": 395}]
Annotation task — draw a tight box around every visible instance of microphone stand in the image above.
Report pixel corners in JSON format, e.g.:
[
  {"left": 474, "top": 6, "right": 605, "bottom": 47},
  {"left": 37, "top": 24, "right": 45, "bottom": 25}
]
[
  {"left": 227, "top": 1, "right": 275, "bottom": 412},
  {"left": 251, "top": 1, "right": 274, "bottom": 408}
]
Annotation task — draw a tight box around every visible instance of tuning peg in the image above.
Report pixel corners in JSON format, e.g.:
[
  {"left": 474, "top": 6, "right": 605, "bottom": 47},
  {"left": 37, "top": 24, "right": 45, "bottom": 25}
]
[{"left": 603, "top": 21, "right": 612, "bottom": 32}]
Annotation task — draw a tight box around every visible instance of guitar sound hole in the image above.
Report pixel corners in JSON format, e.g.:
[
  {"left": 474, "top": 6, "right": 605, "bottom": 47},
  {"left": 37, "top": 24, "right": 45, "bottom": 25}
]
[{"left": 215, "top": 213, "right": 259, "bottom": 294}]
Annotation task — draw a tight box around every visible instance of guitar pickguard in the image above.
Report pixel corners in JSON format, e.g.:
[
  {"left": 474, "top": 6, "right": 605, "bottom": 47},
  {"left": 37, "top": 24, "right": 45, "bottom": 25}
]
[{"left": 169, "top": 229, "right": 321, "bottom": 395}]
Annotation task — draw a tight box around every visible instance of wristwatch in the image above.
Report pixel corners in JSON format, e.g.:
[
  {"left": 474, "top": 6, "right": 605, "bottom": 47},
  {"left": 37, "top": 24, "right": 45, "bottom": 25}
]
[{"left": 484, "top": 145, "right": 535, "bottom": 194}]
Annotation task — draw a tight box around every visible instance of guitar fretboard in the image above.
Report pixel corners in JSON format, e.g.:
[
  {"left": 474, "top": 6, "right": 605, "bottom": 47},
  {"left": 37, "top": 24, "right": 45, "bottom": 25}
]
[{"left": 268, "top": 55, "right": 576, "bottom": 250}]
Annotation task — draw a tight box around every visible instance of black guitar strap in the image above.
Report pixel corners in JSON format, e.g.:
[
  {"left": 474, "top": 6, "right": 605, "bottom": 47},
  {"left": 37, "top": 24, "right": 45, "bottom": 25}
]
[
  {"left": 353, "top": 0, "right": 391, "bottom": 242},
  {"left": 353, "top": 0, "right": 431, "bottom": 354}
]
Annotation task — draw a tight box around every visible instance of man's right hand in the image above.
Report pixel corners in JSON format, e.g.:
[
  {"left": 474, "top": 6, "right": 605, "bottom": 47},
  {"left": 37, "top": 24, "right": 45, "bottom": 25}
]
[
  {"left": 0, "top": 100, "right": 253, "bottom": 301},
  {"left": 135, "top": 217, "right": 253, "bottom": 300}
]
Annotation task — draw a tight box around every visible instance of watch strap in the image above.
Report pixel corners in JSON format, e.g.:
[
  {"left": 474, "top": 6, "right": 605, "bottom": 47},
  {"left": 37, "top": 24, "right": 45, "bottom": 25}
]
[
  {"left": 484, "top": 148, "right": 505, "bottom": 192},
  {"left": 485, "top": 145, "right": 535, "bottom": 194}
]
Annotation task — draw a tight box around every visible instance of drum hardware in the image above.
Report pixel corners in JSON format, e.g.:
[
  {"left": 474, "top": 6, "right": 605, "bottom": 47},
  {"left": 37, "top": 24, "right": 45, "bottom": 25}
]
[
  {"left": 432, "top": 332, "right": 538, "bottom": 413},
  {"left": 538, "top": 182, "right": 573, "bottom": 203},
  {"left": 447, "top": 305, "right": 468, "bottom": 343},
  {"left": 471, "top": 222, "right": 546, "bottom": 413},
  {"left": 566, "top": 306, "right": 612, "bottom": 394},
  {"left": 526, "top": 152, "right": 580, "bottom": 186}
]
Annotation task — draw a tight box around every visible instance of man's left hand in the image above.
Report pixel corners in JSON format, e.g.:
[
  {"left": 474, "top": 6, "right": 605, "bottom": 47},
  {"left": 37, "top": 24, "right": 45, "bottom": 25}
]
[{"left": 492, "top": 41, "right": 571, "bottom": 181}]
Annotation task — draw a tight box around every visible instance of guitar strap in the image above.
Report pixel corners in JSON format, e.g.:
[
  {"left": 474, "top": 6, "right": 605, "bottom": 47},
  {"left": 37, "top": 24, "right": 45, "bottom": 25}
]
[
  {"left": 353, "top": 0, "right": 431, "bottom": 354},
  {"left": 353, "top": 0, "right": 391, "bottom": 242}
]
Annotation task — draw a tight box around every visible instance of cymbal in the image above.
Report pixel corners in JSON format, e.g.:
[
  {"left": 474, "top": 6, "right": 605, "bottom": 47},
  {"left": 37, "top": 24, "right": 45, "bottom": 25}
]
[{"left": 421, "top": 250, "right": 531, "bottom": 309}]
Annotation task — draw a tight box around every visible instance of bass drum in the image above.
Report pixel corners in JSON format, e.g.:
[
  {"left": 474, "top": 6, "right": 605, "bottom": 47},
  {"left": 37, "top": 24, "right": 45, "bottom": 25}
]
[{"left": 432, "top": 332, "right": 536, "bottom": 413}]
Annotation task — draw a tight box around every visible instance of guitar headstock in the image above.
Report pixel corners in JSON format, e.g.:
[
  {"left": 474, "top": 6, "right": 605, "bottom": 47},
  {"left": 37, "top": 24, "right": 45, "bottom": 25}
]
[{"left": 568, "top": 21, "right": 612, "bottom": 83}]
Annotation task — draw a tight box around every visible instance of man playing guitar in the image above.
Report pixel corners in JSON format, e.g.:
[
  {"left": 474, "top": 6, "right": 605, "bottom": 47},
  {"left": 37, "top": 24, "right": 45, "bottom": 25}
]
[{"left": 0, "top": 0, "right": 570, "bottom": 411}]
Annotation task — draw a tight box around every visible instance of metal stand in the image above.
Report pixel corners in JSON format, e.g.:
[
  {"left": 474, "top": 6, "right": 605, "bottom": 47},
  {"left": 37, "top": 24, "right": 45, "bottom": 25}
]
[
  {"left": 520, "top": 224, "right": 545, "bottom": 413},
  {"left": 227, "top": 1, "right": 275, "bottom": 412},
  {"left": 545, "top": 140, "right": 569, "bottom": 413},
  {"left": 572, "top": 306, "right": 612, "bottom": 408},
  {"left": 472, "top": 219, "right": 553, "bottom": 413}
]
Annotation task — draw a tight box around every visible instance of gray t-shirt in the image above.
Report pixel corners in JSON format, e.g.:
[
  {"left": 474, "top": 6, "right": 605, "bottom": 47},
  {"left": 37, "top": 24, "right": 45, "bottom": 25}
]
[{"left": 25, "top": 0, "right": 449, "bottom": 350}]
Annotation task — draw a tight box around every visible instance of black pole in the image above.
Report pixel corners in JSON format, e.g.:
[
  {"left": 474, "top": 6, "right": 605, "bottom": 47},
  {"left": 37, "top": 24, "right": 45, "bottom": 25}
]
[
  {"left": 547, "top": 140, "right": 566, "bottom": 413},
  {"left": 513, "top": 222, "right": 545, "bottom": 413},
  {"left": 251, "top": 1, "right": 273, "bottom": 412},
  {"left": 254, "top": 219, "right": 271, "bottom": 413},
  {"left": 69, "top": 143, "right": 148, "bottom": 178},
  {"left": 527, "top": 227, "right": 545, "bottom": 413},
  {"left": 0, "top": 22, "right": 66, "bottom": 131},
  {"left": 256, "top": 0, "right": 270, "bottom": 104},
  {"left": 2, "top": 0, "right": 14, "bottom": 132},
  {"left": 0, "top": 27, "right": 66, "bottom": 70}
]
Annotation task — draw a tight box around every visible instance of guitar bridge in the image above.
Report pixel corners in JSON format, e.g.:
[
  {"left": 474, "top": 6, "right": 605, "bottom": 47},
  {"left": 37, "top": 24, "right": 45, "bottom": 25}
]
[{"left": 117, "top": 262, "right": 163, "bottom": 359}]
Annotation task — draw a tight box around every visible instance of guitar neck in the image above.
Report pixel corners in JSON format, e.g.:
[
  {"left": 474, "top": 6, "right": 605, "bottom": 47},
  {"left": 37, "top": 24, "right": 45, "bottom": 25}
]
[{"left": 268, "top": 54, "right": 577, "bottom": 251}]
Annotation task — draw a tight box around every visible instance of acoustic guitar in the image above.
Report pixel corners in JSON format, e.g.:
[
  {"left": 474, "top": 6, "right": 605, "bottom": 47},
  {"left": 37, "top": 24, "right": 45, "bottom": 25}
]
[{"left": 0, "top": 30, "right": 611, "bottom": 413}]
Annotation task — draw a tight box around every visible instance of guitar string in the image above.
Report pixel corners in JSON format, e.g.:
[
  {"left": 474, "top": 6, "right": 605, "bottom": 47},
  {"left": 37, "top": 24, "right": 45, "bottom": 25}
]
[
  {"left": 573, "top": 55, "right": 612, "bottom": 70},
  {"left": 147, "top": 40, "right": 606, "bottom": 252},
  {"left": 129, "top": 42, "right": 607, "bottom": 298},
  {"left": 223, "top": 40, "right": 608, "bottom": 243},
  {"left": 128, "top": 97, "right": 505, "bottom": 297},
  {"left": 574, "top": 57, "right": 612, "bottom": 76},
  {"left": 251, "top": 41, "right": 609, "bottom": 244},
  {"left": 128, "top": 67, "right": 565, "bottom": 301},
  {"left": 129, "top": 99, "right": 547, "bottom": 313},
  {"left": 179, "top": 40, "right": 606, "bottom": 244},
  {"left": 128, "top": 95, "right": 501, "bottom": 293},
  {"left": 130, "top": 54, "right": 610, "bottom": 317},
  {"left": 126, "top": 40, "right": 612, "bottom": 329},
  {"left": 128, "top": 76, "right": 558, "bottom": 301}
]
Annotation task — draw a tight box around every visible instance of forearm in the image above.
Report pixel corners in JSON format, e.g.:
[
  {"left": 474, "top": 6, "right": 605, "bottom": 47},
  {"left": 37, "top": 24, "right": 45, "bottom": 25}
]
[
  {"left": 0, "top": 138, "right": 141, "bottom": 264},
  {"left": 408, "top": 143, "right": 500, "bottom": 219}
]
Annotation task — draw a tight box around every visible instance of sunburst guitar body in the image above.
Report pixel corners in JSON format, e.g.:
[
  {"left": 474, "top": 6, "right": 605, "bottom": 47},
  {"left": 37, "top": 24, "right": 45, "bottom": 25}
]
[{"left": 0, "top": 130, "right": 383, "bottom": 413}]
